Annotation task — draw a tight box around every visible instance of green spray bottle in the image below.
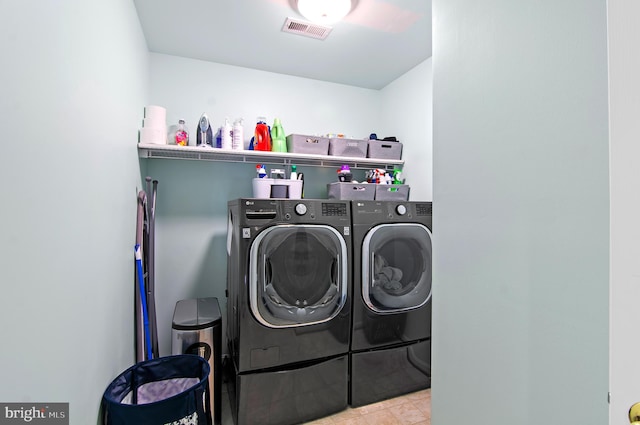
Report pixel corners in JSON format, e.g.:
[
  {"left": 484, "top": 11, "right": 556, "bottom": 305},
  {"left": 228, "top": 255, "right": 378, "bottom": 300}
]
[{"left": 271, "top": 118, "right": 287, "bottom": 153}]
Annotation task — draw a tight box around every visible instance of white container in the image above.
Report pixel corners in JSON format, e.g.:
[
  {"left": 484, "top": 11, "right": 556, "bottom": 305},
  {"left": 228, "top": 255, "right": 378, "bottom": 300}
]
[{"left": 252, "top": 178, "right": 303, "bottom": 199}]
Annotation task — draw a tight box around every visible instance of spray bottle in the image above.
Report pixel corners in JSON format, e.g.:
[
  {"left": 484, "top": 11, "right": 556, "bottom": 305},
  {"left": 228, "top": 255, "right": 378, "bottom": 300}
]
[
  {"left": 221, "top": 118, "right": 232, "bottom": 150},
  {"left": 256, "top": 164, "right": 267, "bottom": 178}
]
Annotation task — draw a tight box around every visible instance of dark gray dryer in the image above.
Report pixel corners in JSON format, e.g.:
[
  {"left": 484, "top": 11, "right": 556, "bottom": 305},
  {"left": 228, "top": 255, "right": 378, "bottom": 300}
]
[
  {"left": 350, "top": 200, "right": 433, "bottom": 407},
  {"left": 226, "top": 198, "right": 352, "bottom": 425}
]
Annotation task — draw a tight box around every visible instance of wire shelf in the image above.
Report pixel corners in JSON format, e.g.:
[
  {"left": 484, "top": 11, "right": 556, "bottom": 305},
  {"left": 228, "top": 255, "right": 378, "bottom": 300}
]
[{"left": 138, "top": 144, "right": 404, "bottom": 171}]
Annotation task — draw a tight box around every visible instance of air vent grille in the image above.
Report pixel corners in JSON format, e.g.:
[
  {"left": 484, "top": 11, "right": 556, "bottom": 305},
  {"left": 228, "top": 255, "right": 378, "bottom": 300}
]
[{"left": 282, "top": 17, "right": 332, "bottom": 40}]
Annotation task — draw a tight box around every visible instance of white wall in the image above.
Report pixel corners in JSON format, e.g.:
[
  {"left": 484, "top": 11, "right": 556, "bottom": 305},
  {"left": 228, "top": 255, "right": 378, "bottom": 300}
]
[
  {"left": 431, "top": 1, "right": 609, "bottom": 424},
  {"left": 0, "top": 1, "right": 148, "bottom": 423},
  {"left": 147, "top": 53, "right": 383, "bottom": 356},
  {"left": 146, "top": 53, "right": 433, "bottom": 356},
  {"left": 150, "top": 53, "right": 384, "bottom": 141},
  {"left": 381, "top": 58, "right": 433, "bottom": 201},
  {"left": 0, "top": 2, "right": 431, "bottom": 418},
  {"left": 608, "top": 0, "right": 640, "bottom": 422}
]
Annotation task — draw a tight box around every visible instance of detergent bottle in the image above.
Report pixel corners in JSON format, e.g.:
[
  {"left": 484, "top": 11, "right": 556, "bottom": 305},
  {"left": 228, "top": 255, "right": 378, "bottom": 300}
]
[
  {"left": 254, "top": 117, "right": 271, "bottom": 151},
  {"left": 270, "top": 118, "right": 287, "bottom": 153}
]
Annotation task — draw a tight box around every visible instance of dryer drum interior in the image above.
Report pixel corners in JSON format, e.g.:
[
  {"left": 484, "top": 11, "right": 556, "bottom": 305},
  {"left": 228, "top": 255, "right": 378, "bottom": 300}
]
[
  {"left": 250, "top": 225, "right": 348, "bottom": 328},
  {"left": 363, "top": 224, "right": 432, "bottom": 313}
]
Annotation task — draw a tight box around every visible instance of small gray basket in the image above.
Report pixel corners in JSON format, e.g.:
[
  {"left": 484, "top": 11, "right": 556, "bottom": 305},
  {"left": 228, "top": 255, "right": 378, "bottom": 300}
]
[
  {"left": 367, "top": 140, "right": 403, "bottom": 160},
  {"left": 286, "top": 134, "right": 330, "bottom": 155},
  {"left": 375, "top": 184, "right": 410, "bottom": 201},
  {"left": 327, "top": 182, "right": 375, "bottom": 200},
  {"left": 329, "top": 138, "right": 368, "bottom": 158}
]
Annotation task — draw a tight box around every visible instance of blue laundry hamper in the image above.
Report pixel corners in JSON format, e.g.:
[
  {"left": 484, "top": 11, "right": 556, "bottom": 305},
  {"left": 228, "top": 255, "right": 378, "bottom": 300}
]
[{"left": 102, "top": 354, "right": 212, "bottom": 425}]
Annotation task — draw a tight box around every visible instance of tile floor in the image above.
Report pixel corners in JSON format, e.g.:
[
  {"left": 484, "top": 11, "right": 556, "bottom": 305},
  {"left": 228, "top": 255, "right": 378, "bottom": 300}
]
[
  {"left": 220, "top": 384, "right": 431, "bottom": 425},
  {"left": 305, "top": 389, "right": 431, "bottom": 425}
]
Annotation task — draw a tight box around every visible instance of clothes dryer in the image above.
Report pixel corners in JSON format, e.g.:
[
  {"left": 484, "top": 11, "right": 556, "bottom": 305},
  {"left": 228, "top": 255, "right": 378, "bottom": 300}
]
[
  {"left": 226, "top": 198, "right": 352, "bottom": 425},
  {"left": 350, "top": 200, "right": 433, "bottom": 407}
]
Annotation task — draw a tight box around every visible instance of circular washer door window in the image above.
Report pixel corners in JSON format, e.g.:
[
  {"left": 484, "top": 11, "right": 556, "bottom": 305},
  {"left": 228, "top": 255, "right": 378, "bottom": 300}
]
[
  {"left": 362, "top": 223, "right": 432, "bottom": 313},
  {"left": 250, "top": 224, "right": 348, "bottom": 328}
]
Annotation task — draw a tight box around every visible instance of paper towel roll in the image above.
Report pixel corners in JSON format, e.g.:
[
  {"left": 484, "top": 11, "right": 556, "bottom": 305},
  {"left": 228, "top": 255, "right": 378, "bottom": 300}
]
[
  {"left": 144, "top": 105, "right": 166, "bottom": 123},
  {"left": 140, "top": 126, "right": 167, "bottom": 145},
  {"left": 143, "top": 117, "right": 166, "bottom": 129}
]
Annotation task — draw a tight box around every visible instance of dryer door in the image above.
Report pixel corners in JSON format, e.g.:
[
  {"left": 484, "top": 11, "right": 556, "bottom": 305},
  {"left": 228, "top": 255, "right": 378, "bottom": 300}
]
[
  {"left": 249, "top": 224, "right": 348, "bottom": 328},
  {"left": 362, "top": 223, "right": 432, "bottom": 313}
]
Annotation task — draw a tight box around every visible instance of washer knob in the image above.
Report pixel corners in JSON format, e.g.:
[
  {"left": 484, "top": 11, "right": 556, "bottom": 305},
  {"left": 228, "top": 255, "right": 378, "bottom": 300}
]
[
  {"left": 295, "top": 203, "right": 307, "bottom": 215},
  {"left": 396, "top": 204, "right": 407, "bottom": 215}
]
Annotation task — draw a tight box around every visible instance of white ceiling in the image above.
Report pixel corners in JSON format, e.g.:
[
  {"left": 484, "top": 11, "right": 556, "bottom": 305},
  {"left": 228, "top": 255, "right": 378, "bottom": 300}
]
[{"left": 132, "top": 0, "right": 432, "bottom": 90}]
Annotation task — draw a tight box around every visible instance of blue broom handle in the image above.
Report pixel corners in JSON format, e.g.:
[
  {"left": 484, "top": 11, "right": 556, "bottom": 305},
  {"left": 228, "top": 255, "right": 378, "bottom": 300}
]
[{"left": 135, "top": 244, "right": 153, "bottom": 360}]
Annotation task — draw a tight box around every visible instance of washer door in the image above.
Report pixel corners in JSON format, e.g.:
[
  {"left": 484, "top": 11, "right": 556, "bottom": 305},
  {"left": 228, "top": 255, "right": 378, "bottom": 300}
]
[
  {"left": 362, "top": 223, "right": 432, "bottom": 313},
  {"left": 250, "top": 224, "right": 348, "bottom": 328}
]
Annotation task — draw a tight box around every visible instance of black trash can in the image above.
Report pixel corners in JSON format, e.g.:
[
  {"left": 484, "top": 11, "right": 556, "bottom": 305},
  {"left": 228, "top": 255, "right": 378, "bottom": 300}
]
[{"left": 172, "top": 297, "right": 222, "bottom": 425}]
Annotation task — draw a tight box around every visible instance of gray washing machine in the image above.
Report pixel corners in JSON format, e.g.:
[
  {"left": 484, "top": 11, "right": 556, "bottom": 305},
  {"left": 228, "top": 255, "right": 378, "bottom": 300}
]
[
  {"left": 350, "top": 200, "right": 433, "bottom": 407},
  {"left": 226, "top": 198, "right": 352, "bottom": 425}
]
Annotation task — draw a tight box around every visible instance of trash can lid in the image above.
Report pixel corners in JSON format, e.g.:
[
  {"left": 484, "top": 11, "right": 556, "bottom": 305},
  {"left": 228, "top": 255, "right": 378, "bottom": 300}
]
[{"left": 172, "top": 297, "right": 221, "bottom": 330}]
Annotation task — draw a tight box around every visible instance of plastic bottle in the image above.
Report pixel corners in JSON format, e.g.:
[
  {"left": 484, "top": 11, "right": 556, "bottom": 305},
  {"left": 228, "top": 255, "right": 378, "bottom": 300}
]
[
  {"left": 393, "top": 169, "right": 404, "bottom": 184},
  {"left": 290, "top": 165, "right": 298, "bottom": 180},
  {"left": 232, "top": 118, "right": 244, "bottom": 150},
  {"left": 338, "top": 165, "right": 353, "bottom": 182},
  {"left": 169, "top": 119, "right": 189, "bottom": 146},
  {"left": 221, "top": 118, "right": 232, "bottom": 150},
  {"left": 256, "top": 164, "right": 267, "bottom": 178},
  {"left": 270, "top": 118, "right": 287, "bottom": 153},
  {"left": 254, "top": 117, "right": 272, "bottom": 151},
  {"left": 215, "top": 127, "right": 222, "bottom": 148}
]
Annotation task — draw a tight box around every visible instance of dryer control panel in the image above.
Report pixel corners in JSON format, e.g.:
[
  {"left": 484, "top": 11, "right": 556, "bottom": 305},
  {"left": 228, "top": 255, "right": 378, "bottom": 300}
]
[{"left": 322, "top": 202, "right": 348, "bottom": 217}]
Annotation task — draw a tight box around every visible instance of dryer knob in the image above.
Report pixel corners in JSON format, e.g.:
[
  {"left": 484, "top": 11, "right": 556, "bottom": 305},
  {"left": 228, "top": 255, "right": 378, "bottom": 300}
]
[
  {"left": 396, "top": 204, "right": 407, "bottom": 215},
  {"left": 295, "top": 203, "right": 307, "bottom": 216}
]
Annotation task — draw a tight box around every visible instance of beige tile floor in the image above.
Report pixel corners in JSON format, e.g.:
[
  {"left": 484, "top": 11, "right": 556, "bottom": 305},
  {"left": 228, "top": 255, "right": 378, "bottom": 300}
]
[
  {"left": 304, "top": 389, "right": 431, "bottom": 425},
  {"left": 221, "top": 382, "right": 431, "bottom": 425}
]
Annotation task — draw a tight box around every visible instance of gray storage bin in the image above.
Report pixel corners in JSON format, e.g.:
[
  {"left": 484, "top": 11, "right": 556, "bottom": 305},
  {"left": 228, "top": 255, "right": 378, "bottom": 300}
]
[
  {"left": 374, "top": 184, "right": 410, "bottom": 201},
  {"left": 367, "top": 140, "right": 403, "bottom": 160},
  {"left": 327, "top": 182, "right": 375, "bottom": 200},
  {"left": 286, "top": 134, "right": 330, "bottom": 155},
  {"left": 328, "top": 138, "right": 368, "bottom": 158}
]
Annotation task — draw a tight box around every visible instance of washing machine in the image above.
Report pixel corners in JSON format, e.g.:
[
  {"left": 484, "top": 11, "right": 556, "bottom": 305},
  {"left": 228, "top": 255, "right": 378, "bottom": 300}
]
[
  {"left": 350, "top": 200, "right": 433, "bottom": 407},
  {"left": 226, "top": 198, "right": 352, "bottom": 425}
]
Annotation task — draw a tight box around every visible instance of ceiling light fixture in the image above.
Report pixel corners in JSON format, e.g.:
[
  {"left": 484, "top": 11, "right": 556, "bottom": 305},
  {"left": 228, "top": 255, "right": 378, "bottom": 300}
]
[{"left": 296, "top": 0, "right": 353, "bottom": 25}]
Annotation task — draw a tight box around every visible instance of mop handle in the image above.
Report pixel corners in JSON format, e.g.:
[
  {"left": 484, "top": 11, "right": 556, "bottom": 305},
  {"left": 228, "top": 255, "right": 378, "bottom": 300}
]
[{"left": 135, "top": 244, "right": 153, "bottom": 360}]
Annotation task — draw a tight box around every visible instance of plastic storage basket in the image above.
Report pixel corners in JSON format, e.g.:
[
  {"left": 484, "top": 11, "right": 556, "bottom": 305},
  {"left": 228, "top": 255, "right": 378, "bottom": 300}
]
[
  {"left": 102, "top": 354, "right": 212, "bottom": 425},
  {"left": 375, "top": 184, "right": 410, "bottom": 200},
  {"left": 286, "top": 134, "right": 330, "bottom": 155},
  {"left": 327, "top": 182, "right": 375, "bottom": 200}
]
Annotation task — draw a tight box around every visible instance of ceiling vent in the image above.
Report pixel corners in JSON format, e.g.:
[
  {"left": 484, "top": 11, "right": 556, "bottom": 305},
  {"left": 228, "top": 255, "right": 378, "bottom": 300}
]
[{"left": 282, "top": 17, "right": 332, "bottom": 40}]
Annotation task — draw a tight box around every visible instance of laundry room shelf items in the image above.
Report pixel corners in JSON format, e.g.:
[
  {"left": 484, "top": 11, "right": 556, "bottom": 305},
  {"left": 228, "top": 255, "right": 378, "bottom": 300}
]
[{"left": 137, "top": 143, "right": 404, "bottom": 170}]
